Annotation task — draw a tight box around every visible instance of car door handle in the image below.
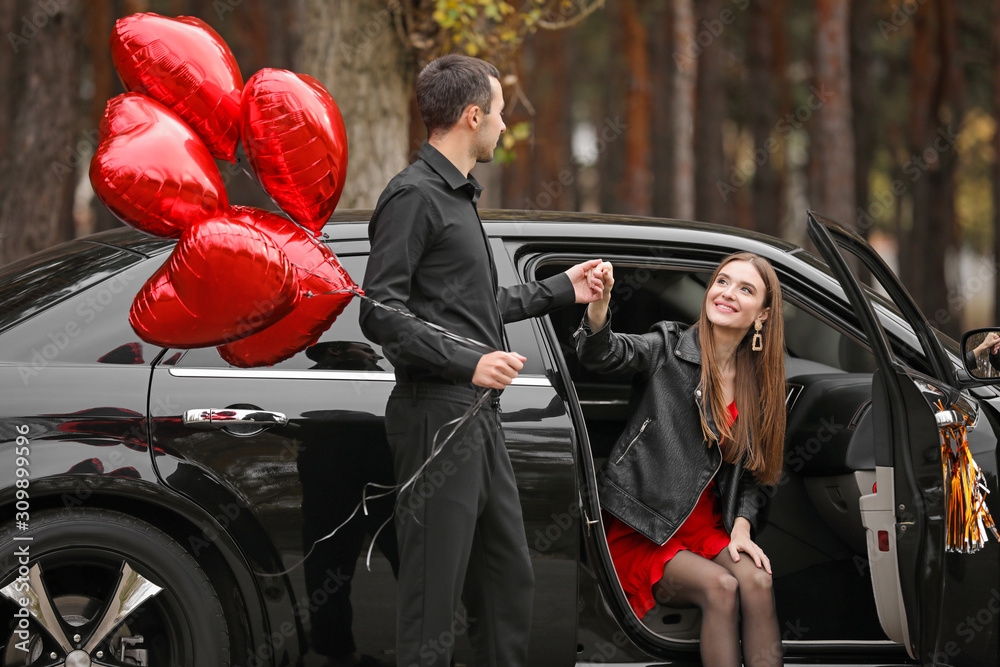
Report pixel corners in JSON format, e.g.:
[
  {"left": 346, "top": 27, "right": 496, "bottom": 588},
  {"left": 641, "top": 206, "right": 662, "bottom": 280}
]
[{"left": 183, "top": 409, "right": 288, "bottom": 428}]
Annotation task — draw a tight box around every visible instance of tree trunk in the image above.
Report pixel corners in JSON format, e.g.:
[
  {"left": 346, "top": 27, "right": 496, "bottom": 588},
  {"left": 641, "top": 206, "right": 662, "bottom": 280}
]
[
  {"left": 298, "top": 0, "right": 411, "bottom": 209},
  {"left": 0, "top": 0, "right": 18, "bottom": 168},
  {"left": 650, "top": 1, "right": 674, "bottom": 218},
  {"left": 902, "top": 1, "right": 936, "bottom": 297},
  {"left": 526, "top": 27, "right": 575, "bottom": 211},
  {"left": 747, "top": 0, "right": 781, "bottom": 237},
  {"left": 599, "top": 0, "right": 626, "bottom": 214},
  {"left": 0, "top": 0, "right": 86, "bottom": 265},
  {"left": 671, "top": 0, "right": 696, "bottom": 220},
  {"left": 994, "top": 0, "right": 1000, "bottom": 322},
  {"left": 768, "top": 0, "right": 791, "bottom": 235},
  {"left": 926, "top": 0, "right": 962, "bottom": 336},
  {"left": 87, "top": 0, "right": 127, "bottom": 234},
  {"left": 620, "top": 0, "right": 652, "bottom": 216},
  {"left": 850, "top": 0, "right": 874, "bottom": 239},
  {"left": 694, "top": 0, "right": 727, "bottom": 225},
  {"left": 902, "top": 0, "right": 962, "bottom": 337},
  {"left": 813, "top": 0, "right": 855, "bottom": 227}
]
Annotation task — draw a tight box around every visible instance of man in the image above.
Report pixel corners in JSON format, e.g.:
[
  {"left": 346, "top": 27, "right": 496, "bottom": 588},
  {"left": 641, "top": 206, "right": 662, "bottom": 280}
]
[{"left": 360, "top": 54, "right": 604, "bottom": 667}]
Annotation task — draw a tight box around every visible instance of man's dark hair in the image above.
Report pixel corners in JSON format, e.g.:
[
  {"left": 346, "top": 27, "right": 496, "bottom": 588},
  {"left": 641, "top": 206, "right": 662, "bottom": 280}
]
[{"left": 416, "top": 54, "right": 500, "bottom": 136}]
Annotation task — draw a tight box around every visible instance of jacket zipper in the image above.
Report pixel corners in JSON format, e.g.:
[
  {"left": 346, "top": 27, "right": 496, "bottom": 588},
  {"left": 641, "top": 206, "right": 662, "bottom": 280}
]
[{"left": 615, "top": 417, "right": 651, "bottom": 464}]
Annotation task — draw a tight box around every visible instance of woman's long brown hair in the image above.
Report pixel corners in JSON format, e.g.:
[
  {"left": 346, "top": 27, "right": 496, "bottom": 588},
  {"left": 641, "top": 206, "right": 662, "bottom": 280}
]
[{"left": 697, "top": 253, "right": 785, "bottom": 485}]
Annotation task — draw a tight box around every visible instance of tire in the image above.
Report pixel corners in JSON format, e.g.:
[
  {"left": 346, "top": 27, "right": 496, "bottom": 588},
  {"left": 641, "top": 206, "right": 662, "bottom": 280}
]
[{"left": 0, "top": 508, "right": 229, "bottom": 666}]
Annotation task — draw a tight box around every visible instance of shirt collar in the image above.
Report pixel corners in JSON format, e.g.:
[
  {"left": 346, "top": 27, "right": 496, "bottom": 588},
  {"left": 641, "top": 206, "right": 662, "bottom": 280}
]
[{"left": 418, "top": 142, "right": 483, "bottom": 203}]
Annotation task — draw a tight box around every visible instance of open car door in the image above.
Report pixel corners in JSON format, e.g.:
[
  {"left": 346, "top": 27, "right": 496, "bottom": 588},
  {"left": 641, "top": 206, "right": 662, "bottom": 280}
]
[{"left": 807, "top": 212, "right": 998, "bottom": 665}]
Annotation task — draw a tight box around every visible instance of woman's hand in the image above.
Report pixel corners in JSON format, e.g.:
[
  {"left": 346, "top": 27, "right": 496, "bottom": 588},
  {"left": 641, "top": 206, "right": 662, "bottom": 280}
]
[
  {"left": 974, "top": 331, "right": 1000, "bottom": 357},
  {"left": 585, "top": 262, "right": 614, "bottom": 330},
  {"left": 728, "top": 517, "right": 772, "bottom": 574}
]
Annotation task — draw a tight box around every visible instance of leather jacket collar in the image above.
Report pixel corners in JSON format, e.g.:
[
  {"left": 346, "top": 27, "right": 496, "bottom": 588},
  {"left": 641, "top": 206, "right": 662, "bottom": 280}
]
[
  {"left": 675, "top": 325, "right": 723, "bottom": 440},
  {"left": 673, "top": 322, "right": 702, "bottom": 364}
]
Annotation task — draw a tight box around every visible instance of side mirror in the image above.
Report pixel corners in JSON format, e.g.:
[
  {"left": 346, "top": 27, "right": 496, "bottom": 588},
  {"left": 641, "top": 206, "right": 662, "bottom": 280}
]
[{"left": 961, "top": 328, "right": 1000, "bottom": 381}]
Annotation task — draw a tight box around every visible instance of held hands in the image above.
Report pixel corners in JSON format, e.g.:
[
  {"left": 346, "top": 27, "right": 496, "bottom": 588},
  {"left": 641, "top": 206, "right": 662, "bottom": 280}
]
[
  {"left": 472, "top": 260, "right": 607, "bottom": 389},
  {"left": 566, "top": 259, "right": 607, "bottom": 304},
  {"left": 585, "top": 261, "right": 615, "bottom": 331},
  {"left": 728, "top": 517, "right": 772, "bottom": 574},
  {"left": 472, "top": 350, "right": 528, "bottom": 389}
]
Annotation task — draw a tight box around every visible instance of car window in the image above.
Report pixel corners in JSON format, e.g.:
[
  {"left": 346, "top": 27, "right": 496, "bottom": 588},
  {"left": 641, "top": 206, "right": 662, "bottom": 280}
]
[
  {"left": 0, "top": 240, "right": 141, "bottom": 334},
  {"left": 782, "top": 300, "right": 877, "bottom": 374},
  {"left": 538, "top": 260, "right": 877, "bottom": 379},
  {"left": 174, "top": 254, "right": 391, "bottom": 372},
  {"left": 0, "top": 254, "right": 166, "bottom": 368}
]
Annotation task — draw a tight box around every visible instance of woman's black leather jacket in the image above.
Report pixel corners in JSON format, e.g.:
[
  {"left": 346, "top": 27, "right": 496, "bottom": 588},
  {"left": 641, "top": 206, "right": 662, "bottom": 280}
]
[{"left": 574, "top": 313, "right": 772, "bottom": 546}]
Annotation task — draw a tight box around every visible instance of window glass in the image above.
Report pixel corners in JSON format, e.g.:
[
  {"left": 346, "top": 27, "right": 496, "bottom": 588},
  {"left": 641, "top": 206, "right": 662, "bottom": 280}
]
[
  {"left": 782, "top": 300, "right": 877, "bottom": 374},
  {"left": 176, "top": 254, "right": 390, "bottom": 372},
  {"left": 0, "top": 254, "right": 165, "bottom": 366},
  {"left": 0, "top": 241, "right": 141, "bottom": 334}
]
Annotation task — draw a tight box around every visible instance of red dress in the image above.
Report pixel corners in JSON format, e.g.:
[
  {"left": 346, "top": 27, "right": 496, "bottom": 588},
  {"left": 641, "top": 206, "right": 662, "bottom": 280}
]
[{"left": 604, "top": 401, "right": 738, "bottom": 617}]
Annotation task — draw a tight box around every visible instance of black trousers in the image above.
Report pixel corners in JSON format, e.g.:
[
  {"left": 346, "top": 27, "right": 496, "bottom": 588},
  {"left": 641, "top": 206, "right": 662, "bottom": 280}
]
[{"left": 385, "top": 383, "right": 534, "bottom": 667}]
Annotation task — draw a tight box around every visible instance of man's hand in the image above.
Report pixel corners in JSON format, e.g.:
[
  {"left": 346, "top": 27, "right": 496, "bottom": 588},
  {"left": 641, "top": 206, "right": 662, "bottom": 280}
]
[
  {"left": 565, "top": 259, "right": 606, "bottom": 304},
  {"left": 472, "top": 351, "right": 527, "bottom": 389}
]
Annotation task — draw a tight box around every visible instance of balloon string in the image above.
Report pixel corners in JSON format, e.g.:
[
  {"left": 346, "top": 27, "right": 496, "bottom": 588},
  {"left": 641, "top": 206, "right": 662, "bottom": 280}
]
[
  {"left": 306, "top": 286, "right": 496, "bottom": 353},
  {"left": 252, "top": 388, "right": 490, "bottom": 578},
  {"left": 252, "top": 288, "right": 496, "bottom": 578}
]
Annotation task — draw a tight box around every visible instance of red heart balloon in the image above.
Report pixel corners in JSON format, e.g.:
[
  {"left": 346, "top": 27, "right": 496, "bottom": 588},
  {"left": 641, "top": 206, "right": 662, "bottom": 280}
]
[
  {"left": 111, "top": 13, "right": 243, "bottom": 162},
  {"left": 90, "top": 93, "right": 228, "bottom": 239},
  {"left": 130, "top": 217, "right": 299, "bottom": 348},
  {"left": 217, "top": 206, "right": 358, "bottom": 367},
  {"left": 241, "top": 69, "right": 349, "bottom": 235}
]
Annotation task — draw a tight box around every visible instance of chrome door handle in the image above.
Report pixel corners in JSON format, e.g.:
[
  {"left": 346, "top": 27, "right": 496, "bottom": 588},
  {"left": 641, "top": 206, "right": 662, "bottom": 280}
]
[{"left": 183, "top": 409, "right": 288, "bottom": 428}]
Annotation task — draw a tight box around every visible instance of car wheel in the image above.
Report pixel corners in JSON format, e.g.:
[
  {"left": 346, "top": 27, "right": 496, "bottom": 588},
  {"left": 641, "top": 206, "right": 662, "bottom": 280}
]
[{"left": 0, "top": 508, "right": 229, "bottom": 666}]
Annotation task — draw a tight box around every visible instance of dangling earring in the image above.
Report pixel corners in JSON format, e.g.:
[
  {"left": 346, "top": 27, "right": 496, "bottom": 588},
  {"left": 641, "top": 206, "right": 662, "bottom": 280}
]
[{"left": 752, "top": 320, "right": 763, "bottom": 352}]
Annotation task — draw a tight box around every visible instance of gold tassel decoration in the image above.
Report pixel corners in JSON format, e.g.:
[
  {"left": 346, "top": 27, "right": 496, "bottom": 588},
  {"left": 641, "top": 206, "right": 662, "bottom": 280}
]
[{"left": 936, "top": 401, "right": 999, "bottom": 554}]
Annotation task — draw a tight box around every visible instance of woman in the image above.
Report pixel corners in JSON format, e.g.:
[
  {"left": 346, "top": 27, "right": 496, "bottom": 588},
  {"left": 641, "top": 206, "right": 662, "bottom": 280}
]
[{"left": 575, "top": 253, "right": 786, "bottom": 667}]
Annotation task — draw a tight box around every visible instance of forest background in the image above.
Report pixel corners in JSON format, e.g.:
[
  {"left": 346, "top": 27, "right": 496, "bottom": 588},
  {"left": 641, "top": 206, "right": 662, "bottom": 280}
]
[{"left": 1, "top": 0, "right": 997, "bottom": 340}]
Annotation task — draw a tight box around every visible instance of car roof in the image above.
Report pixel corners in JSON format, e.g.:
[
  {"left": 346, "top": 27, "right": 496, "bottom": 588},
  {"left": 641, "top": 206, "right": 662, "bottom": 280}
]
[{"left": 328, "top": 208, "right": 802, "bottom": 251}]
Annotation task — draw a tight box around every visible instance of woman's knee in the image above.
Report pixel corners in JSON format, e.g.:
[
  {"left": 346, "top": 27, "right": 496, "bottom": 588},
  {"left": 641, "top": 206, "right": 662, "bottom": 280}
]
[
  {"left": 739, "top": 568, "right": 775, "bottom": 608},
  {"left": 704, "top": 572, "right": 739, "bottom": 612},
  {"left": 753, "top": 567, "right": 774, "bottom": 590}
]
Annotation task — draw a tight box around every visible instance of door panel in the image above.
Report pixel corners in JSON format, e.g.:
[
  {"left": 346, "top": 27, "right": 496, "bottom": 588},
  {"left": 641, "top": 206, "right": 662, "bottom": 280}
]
[
  {"left": 150, "top": 365, "right": 400, "bottom": 664},
  {"left": 807, "top": 212, "right": 999, "bottom": 665}
]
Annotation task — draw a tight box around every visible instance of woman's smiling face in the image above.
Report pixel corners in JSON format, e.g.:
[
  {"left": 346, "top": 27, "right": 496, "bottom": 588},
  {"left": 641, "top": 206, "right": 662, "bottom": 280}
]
[{"left": 704, "top": 259, "right": 769, "bottom": 332}]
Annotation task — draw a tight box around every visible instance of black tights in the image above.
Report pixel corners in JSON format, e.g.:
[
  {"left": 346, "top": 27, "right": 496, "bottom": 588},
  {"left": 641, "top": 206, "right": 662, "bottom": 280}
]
[{"left": 652, "top": 549, "right": 782, "bottom": 666}]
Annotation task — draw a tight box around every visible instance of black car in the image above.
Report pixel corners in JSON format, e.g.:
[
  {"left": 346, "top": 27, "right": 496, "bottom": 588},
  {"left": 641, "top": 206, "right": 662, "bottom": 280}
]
[{"left": 0, "top": 211, "right": 997, "bottom": 666}]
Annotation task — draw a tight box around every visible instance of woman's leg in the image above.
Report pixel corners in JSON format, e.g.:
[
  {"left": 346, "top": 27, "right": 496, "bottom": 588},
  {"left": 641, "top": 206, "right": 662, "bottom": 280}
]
[
  {"left": 653, "top": 550, "right": 741, "bottom": 666},
  {"left": 713, "top": 549, "right": 783, "bottom": 667}
]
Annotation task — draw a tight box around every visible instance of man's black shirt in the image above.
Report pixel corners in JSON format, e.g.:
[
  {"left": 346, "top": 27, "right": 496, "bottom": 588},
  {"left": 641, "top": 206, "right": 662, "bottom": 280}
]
[{"left": 360, "top": 143, "right": 574, "bottom": 385}]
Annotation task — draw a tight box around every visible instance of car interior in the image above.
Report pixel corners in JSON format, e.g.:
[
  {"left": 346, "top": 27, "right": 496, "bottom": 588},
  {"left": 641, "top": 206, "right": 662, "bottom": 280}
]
[{"left": 537, "top": 259, "right": 893, "bottom": 646}]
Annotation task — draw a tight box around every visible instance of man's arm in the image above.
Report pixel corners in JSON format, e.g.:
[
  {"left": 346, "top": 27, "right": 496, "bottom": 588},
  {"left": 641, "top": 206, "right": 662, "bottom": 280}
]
[
  {"left": 359, "top": 187, "right": 483, "bottom": 383},
  {"left": 497, "top": 259, "right": 604, "bottom": 323}
]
